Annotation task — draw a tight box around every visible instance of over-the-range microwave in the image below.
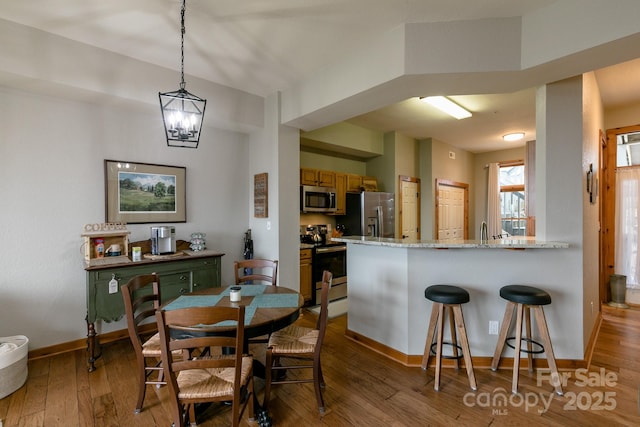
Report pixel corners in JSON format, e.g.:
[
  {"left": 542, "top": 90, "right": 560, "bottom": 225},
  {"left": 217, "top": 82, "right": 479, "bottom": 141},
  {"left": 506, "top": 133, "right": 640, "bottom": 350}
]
[{"left": 300, "top": 185, "right": 337, "bottom": 213}]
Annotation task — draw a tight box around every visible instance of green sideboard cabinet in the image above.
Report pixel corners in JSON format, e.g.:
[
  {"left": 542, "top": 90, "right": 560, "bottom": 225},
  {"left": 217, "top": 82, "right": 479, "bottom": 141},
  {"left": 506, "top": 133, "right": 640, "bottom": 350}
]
[{"left": 85, "top": 251, "right": 223, "bottom": 371}]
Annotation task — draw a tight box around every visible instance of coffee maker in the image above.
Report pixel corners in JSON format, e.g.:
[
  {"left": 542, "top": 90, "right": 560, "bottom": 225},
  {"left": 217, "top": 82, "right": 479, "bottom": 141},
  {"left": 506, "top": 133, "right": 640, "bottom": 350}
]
[{"left": 151, "top": 226, "right": 176, "bottom": 255}]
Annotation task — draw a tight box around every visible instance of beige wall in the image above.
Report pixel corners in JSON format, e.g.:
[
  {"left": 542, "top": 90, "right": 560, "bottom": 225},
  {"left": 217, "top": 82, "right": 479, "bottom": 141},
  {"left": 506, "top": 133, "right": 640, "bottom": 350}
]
[
  {"left": 603, "top": 103, "right": 640, "bottom": 131},
  {"left": 366, "top": 135, "right": 395, "bottom": 193},
  {"left": 300, "top": 151, "right": 367, "bottom": 175},
  {"left": 301, "top": 122, "right": 384, "bottom": 155},
  {"left": 394, "top": 132, "right": 420, "bottom": 180},
  {"left": 429, "top": 139, "right": 475, "bottom": 239}
]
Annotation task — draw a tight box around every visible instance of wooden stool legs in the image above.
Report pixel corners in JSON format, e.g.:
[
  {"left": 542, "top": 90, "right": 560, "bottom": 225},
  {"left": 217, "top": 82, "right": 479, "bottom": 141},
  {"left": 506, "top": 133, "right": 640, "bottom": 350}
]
[
  {"left": 422, "top": 302, "right": 477, "bottom": 391},
  {"left": 491, "top": 301, "right": 563, "bottom": 395}
]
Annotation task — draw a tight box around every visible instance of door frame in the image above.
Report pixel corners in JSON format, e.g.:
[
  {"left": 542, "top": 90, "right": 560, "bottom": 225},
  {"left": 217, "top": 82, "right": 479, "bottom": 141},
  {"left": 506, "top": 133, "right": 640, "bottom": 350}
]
[
  {"left": 435, "top": 179, "right": 469, "bottom": 240},
  {"left": 601, "top": 125, "right": 640, "bottom": 304},
  {"left": 399, "top": 175, "right": 421, "bottom": 239}
]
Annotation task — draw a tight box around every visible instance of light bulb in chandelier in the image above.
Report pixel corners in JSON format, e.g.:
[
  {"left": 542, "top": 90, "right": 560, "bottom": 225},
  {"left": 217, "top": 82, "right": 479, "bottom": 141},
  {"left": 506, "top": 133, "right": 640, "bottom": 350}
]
[{"left": 166, "top": 111, "right": 199, "bottom": 140}]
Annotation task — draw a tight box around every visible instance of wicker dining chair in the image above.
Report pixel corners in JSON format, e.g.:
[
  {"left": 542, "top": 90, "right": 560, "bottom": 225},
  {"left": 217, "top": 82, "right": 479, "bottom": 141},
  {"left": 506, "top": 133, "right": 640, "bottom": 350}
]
[
  {"left": 234, "top": 259, "right": 278, "bottom": 286},
  {"left": 156, "top": 305, "right": 254, "bottom": 427},
  {"left": 263, "top": 270, "right": 332, "bottom": 415},
  {"left": 234, "top": 258, "right": 279, "bottom": 345},
  {"left": 121, "top": 273, "right": 169, "bottom": 413}
]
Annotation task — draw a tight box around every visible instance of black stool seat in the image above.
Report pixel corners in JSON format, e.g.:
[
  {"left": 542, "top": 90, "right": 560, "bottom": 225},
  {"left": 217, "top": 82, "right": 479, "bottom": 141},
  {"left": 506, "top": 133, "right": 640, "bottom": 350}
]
[
  {"left": 425, "top": 285, "right": 470, "bottom": 305},
  {"left": 499, "top": 285, "right": 551, "bottom": 306}
]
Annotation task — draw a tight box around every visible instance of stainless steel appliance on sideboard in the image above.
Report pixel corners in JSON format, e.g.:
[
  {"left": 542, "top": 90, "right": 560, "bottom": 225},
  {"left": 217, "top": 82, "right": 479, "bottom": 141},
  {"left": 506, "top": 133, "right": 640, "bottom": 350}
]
[
  {"left": 151, "top": 225, "right": 176, "bottom": 255},
  {"left": 336, "top": 191, "right": 395, "bottom": 237},
  {"left": 300, "top": 225, "right": 347, "bottom": 305}
]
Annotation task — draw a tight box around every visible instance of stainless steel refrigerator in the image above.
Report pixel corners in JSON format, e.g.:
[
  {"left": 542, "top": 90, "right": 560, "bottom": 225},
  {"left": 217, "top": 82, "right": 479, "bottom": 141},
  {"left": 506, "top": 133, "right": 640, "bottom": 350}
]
[{"left": 337, "top": 192, "right": 395, "bottom": 237}]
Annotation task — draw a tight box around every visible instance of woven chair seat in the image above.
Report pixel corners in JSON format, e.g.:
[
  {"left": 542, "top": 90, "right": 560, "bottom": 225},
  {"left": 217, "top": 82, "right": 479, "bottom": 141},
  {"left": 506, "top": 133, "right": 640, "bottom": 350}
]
[
  {"left": 141, "top": 333, "right": 182, "bottom": 358},
  {"left": 177, "top": 355, "right": 253, "bottom": 400},
  {"left": 268, "top": 324, "right": 319, "bottom": 355}
]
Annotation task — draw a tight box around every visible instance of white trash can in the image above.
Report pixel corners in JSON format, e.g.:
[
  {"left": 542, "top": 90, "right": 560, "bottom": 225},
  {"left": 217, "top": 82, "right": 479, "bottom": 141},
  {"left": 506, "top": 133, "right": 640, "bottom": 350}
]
[{"left": 0, "top": 335, "right": 29, "bottom": 399}]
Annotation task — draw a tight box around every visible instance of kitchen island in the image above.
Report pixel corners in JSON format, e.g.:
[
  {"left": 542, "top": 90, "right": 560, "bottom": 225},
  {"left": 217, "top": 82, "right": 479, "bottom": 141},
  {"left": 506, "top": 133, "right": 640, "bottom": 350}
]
[{"left": 331, "top": 236, "right": 580, "bottom": 367}]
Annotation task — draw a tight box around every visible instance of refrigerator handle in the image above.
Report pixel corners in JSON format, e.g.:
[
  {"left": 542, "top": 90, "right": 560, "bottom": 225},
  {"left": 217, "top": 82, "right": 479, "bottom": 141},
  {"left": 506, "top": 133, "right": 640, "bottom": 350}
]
[{"left": 377, "top": 206, "right": 383, "bottom": 237}]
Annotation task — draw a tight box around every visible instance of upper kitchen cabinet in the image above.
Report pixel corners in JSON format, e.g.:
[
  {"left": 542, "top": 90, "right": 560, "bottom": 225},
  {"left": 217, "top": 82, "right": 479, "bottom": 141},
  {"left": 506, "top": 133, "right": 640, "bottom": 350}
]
[
  {"left": 362, "top": 176, "right": 378, "bottom": 191},
  {"left": 333, "top": 173, "right": 347, "bottom": 215},
  {"left": 300, "top": 168, "right": 336, "bottom": 188},
  {"left": 346, "top": 174, "right": 363, "bottom": 192}
]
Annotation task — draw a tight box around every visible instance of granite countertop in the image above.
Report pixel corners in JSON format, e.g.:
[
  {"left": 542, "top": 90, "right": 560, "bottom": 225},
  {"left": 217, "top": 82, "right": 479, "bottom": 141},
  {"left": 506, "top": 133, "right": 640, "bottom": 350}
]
[
  {"left": 330, "top": 236, "right": 569, "bottom": 249},
  {"left": 300, "top": 243, "right": 315, "bottom": 250}
]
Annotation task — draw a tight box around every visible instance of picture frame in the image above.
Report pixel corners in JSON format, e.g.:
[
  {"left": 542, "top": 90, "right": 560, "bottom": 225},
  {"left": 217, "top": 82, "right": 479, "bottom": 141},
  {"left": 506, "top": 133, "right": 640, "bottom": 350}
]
[
  {"left": 105, "top": 160, "right": 186, "bottom": 223},
  {"left": 254, "top": 172, "right": 268, "bottom": 218}
]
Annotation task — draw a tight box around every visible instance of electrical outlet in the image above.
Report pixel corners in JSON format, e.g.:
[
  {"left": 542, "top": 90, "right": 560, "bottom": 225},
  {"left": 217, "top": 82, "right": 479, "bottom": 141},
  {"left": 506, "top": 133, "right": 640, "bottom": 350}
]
[{"left": 489, "top": 320, "right": 499, "bottom": 335}]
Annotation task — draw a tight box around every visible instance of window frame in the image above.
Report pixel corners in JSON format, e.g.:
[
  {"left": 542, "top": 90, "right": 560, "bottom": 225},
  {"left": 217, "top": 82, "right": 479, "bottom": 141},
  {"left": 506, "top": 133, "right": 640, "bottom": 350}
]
[{"left": 499, "top": 160, "right": 526, "bottom": 237}]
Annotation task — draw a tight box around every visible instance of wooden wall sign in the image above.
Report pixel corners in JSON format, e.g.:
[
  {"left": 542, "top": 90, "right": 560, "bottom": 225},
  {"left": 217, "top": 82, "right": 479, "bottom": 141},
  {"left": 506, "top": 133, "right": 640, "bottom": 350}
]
[{"left": 254, "top": 172, "right": 268, "bottom": 218}]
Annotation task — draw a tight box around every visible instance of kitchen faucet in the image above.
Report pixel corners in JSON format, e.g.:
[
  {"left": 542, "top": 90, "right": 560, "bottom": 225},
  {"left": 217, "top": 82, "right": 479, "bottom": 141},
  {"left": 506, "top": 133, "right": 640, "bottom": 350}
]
[{"left": 480, "top": 221, "right": 488, "bottom": 243}]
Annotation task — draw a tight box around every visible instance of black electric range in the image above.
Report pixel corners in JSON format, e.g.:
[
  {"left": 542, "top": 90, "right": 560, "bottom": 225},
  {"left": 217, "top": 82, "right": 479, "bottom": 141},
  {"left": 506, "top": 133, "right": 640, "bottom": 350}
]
[{"left": 300, "top": 225, "right": 347, "bottom": 305}]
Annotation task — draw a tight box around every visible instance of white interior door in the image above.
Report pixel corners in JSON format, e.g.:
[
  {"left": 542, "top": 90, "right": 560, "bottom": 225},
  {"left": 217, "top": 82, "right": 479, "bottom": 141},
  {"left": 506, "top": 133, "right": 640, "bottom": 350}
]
[
  {"left": 437, "top": 182, "right": 466, "bottom": 240},
  {"left": 400, "top": 179, "right": 419, "bottom": 239}
]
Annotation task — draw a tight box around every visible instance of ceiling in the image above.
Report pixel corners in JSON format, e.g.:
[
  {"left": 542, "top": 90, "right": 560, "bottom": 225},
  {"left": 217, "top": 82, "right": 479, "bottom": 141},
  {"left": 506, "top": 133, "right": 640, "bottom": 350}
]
[{"left": 1, "top": 0, "right": 640, "bottom": 153}]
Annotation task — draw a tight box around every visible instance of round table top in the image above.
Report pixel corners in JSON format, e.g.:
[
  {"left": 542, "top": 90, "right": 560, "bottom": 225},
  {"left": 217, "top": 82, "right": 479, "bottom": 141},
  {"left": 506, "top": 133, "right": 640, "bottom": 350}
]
[{"left": 162, "top": 284, "right": 304, "bottom": 339}]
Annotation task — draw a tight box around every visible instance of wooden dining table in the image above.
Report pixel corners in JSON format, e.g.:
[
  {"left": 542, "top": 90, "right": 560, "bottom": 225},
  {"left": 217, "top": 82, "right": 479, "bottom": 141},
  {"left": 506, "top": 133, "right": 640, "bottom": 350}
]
[
  {"left": 161, "top": 284, "right": 302, "bottom": 426},
  {"left": 162, "top": 284, "right": 303, "bottom": 353}
]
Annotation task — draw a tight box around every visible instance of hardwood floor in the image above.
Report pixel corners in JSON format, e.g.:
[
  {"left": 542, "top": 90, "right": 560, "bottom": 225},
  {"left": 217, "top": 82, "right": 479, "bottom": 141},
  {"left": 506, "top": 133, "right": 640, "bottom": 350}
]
[{"left": 2, "top": 305, "right": 640, "bottom": 426}]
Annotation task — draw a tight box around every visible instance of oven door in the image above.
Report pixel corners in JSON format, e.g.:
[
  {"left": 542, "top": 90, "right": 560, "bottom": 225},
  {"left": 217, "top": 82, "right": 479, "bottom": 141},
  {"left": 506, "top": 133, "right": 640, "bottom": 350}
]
[{"left": 312, "top": 244, "right": 347, "bottom": 304}]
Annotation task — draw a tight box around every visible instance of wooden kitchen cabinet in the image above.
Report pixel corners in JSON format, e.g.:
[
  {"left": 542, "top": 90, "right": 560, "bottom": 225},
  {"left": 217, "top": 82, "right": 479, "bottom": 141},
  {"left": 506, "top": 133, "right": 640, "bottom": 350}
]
[
  {"left": 347, "top": 174, "right": 363, "bottom": 192},
  {"left": 317, "top": 170, "right": 336, "bottom": 187},
  {"left": 333, "top": 172, "right": 347, "bottom": 215},
  {"left": 362, "top": 176, "right": 378, "bottom": 191},
  {"left": 299, "top": 248, "right": 313, "bottom": 303},
  {"left": 300, "top": 168, "right": 318, "bottom": 186},
  {"left": 300, "top": 168, "right": 336, "bottom": 188}
]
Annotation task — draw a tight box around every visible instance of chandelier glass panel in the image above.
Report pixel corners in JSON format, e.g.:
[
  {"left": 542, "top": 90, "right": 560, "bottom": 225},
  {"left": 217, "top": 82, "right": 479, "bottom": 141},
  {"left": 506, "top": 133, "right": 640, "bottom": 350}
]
[{"left": 159, "top": 0, "right": 206, "bottom": 148}]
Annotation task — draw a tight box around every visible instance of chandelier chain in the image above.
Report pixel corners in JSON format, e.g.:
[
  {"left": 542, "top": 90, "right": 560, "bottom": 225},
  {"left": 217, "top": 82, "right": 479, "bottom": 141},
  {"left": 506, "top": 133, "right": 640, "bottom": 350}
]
[
  {"left": 180, "top": 0, "right": 186, "bottom": 89},
  {"left": 159, "top": 0, "right": 205, "bottom": 148}
]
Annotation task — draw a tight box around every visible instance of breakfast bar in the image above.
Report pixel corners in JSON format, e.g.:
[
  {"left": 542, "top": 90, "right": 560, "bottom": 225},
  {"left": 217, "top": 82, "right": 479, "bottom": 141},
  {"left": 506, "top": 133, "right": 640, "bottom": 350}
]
[{"left": 331, "top": 236, "right": 576, "bottom": 367}]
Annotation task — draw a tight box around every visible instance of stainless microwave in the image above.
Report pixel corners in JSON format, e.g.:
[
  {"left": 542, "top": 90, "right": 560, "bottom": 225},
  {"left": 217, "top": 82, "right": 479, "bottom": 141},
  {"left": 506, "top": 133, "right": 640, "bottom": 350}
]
[{"left": 300, "top": 185, "right": 337, "bottom": 213}]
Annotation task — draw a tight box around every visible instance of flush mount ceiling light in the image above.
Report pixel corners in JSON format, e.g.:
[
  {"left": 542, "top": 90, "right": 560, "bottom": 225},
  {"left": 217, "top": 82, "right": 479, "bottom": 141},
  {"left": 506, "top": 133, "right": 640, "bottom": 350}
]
[
  {"left": 421, "top": 96, "right": 472, "bottom": 120},
  {"left": 159, "top": 0, "right": 206, "bottom": 148},
  {"left": 503, "top": 132, "right": 525, "bottom": 142}
]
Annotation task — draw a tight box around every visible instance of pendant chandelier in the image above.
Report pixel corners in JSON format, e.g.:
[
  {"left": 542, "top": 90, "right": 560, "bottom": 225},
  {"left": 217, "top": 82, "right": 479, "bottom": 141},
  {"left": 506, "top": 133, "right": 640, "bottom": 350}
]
[{"left": 159, "top": 0, "right": 206, "bottom": 148}]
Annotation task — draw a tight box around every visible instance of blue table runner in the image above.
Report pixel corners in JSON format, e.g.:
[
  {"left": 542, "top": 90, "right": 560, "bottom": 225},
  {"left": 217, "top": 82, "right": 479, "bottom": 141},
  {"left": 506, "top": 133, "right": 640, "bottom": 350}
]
[
  {"left": 162, "top": 285, "right": 299, "bottom": 326},
  {"left": 163, "top": 295, "right": 224, "bottom": 310}
]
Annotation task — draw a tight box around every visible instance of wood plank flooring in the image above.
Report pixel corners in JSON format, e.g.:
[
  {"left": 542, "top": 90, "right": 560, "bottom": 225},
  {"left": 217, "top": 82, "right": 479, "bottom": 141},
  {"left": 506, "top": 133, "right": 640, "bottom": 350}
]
[{"left": 2, "top": 305, "right": 640, "bottom": 426}]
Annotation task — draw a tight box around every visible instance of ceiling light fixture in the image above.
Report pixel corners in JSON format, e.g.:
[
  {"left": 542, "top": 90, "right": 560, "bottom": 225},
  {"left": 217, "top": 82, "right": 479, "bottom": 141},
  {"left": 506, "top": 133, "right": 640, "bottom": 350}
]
[
  {"left": 421, "top": 96, "right": 472, "bottom": 120},
  {"left": 159, "top": 0, "right": 206, "bottom": 148},
  {"left": 503, "top": 132, "right": 525, "bottom": 142}
]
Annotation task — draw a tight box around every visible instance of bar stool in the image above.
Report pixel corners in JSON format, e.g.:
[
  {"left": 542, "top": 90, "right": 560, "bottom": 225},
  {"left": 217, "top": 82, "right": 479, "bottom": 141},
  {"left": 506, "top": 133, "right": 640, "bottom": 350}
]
[
  {"left": 421, "top": 285, "right": 477, "bottom": 391},
  {"left": 490, "top": 285, "right": 563, "bottom": 395}
]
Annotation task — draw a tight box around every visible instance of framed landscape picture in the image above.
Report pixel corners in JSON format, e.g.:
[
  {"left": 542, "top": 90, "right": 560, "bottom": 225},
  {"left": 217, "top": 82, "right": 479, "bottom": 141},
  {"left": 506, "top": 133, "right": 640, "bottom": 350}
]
[{"left": 105, "top": 160, "right": 186, "bottom": 223}]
